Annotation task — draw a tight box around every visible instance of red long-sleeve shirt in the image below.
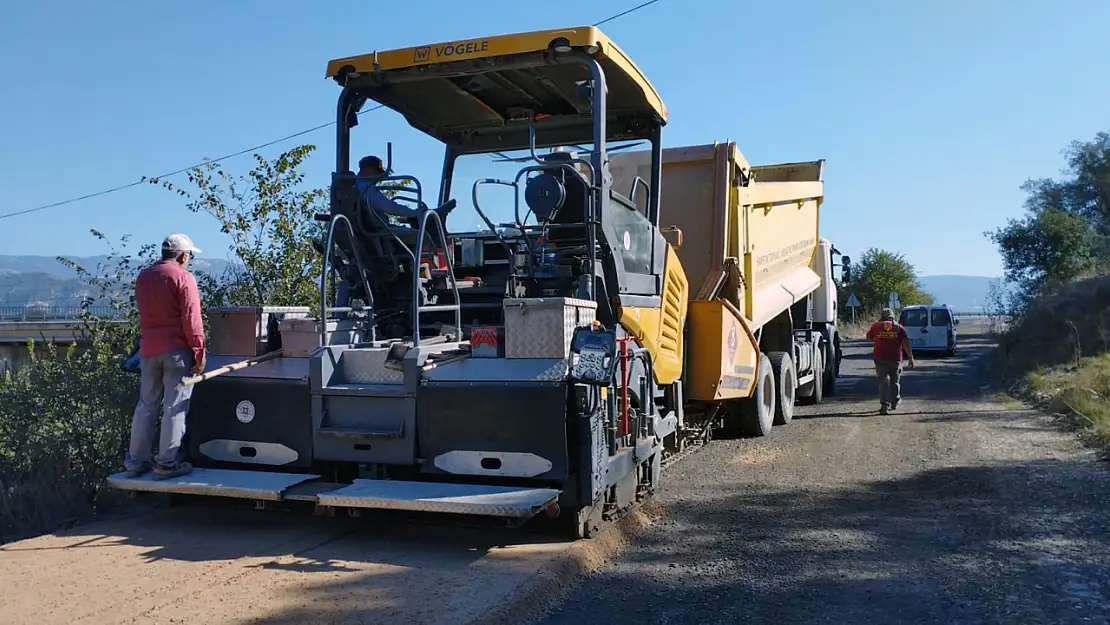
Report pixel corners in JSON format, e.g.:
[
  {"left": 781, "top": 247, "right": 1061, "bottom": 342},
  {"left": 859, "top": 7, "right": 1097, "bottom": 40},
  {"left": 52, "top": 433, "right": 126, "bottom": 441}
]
[{"left": 135, "top": 260, "right": 205, "bottom": 363}]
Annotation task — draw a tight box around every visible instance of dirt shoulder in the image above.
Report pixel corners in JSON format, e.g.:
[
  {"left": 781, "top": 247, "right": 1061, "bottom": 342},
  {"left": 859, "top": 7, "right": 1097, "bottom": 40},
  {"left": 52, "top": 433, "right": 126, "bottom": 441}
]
[
  {"left": 0, "top": 482, "right": 647, "bottom": 625},
  {"left": 535, "top": 322, "right": 1110, "bottom": 623}
]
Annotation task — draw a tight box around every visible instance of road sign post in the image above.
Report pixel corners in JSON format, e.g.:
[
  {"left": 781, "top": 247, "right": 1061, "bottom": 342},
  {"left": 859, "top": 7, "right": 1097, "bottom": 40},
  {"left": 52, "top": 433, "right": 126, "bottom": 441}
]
[
  {"left": 888, "top": 291, "right": 900, "bottom": 311},
  {"left": 846, "top": 293, "right": 861, "bottom": 324}
]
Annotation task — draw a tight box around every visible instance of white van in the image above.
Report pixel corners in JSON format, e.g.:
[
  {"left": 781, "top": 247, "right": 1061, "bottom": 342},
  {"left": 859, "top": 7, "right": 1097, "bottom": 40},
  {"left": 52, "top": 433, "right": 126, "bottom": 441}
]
[{"left": 898, "top": 304, "right": 959, "bottom": 356}]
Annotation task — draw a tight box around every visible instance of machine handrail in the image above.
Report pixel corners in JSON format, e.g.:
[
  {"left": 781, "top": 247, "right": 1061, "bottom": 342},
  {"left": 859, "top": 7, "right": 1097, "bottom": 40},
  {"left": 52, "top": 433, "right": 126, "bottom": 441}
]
[
  {"left": 355, "top": 174, "right": 423, "bottom": 198},
  {"left": 355, "top": 174, "right": 425, "bottom": 259},
  {"left": 413, "top": 208, "right": 462, "bottom": 344},
  {"left": 628, "top": 176, "right": 651, "bottom": 212},
  {"left": 471, "top": 178, "right": 518, "bottom": 260},
  {"left": 357, "top": 175, "right": 425, "bottom": 277},
  {"left": 526, "top": 125, "right": 596, "bottom": 186},
  {"left": 320, "top": 213, "right": 376, "bottom": 344}
]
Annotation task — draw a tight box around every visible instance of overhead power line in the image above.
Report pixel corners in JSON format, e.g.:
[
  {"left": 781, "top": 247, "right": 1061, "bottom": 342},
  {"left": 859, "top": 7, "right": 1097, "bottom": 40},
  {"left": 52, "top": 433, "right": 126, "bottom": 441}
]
[
  {"left": 593, "top": 0, "right": 663, "bottom": 26},
  {"left": 0, "top": 106, "right": 383, "bottom": 222},
  {"left": 0, "top": 0, "right": 667, "bottom": 223}
]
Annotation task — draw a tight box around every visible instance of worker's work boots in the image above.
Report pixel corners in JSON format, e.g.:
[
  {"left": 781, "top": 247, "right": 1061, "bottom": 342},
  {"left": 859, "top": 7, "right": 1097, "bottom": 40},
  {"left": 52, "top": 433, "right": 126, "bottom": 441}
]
[{"left": 152, "top": 462, "right": 193, "bottom": 481}]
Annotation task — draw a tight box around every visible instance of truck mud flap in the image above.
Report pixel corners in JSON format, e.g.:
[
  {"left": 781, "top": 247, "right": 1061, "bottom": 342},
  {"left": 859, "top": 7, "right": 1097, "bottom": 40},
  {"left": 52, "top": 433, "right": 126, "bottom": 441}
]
[
  {"left": 105, "top": 468, "right": 321, "bottom": 501},
  {"left": 316, "top": 479, "right": 561, "bottom": 519}
]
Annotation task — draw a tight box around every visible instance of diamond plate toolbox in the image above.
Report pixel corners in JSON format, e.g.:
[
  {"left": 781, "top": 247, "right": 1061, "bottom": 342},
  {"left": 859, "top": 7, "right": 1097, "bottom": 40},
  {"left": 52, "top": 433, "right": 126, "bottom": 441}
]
[{"left": 503, "top": 297, "right": 598, "bottom": 359}]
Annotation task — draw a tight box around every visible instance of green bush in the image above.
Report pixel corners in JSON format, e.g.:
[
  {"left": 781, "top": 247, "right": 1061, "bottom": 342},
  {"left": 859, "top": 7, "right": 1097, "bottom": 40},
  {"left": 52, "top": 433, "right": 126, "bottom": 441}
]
[
  {"left": 0, "top": 233, "right": 144, "bottom": 542},
  {"left": 0, "top": 145, "right": 329, "bottom": 542},
  {"left": 0, "top": 341, "right": 137, "bottom": 541}
]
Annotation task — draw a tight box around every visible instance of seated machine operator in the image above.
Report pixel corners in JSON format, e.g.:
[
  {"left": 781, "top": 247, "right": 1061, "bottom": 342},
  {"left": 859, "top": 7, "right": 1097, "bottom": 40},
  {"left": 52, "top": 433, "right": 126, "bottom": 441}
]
[{"left": 355, "top": 155, "right": 454, "bottom": 229}]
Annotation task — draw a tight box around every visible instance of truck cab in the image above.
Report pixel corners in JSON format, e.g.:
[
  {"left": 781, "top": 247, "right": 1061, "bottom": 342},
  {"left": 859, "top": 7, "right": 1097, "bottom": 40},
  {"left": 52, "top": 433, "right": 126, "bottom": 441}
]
[{"left": 899, "top": 304, "right": 958, "bottom": 357}]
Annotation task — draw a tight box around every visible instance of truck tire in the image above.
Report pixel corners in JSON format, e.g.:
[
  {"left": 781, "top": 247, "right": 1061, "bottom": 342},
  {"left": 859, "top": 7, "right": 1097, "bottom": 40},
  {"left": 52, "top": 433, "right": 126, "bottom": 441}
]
[
  {"left": 799, "top": 351, "right": 824, "bottom": 406},
  {"left": 768, "top": 351, "right": 796, "bottom": 425},
  {"left": 729, "top": 352, "right": 775, "bottom": 437},
  {"left": 823, "top": 340, "right": 839, "bottom": 397}
]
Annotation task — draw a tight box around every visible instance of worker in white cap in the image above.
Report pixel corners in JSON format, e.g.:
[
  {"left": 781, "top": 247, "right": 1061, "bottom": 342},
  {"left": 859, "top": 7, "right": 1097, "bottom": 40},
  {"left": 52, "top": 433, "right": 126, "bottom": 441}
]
[{"left": 122, "top": 233, "right": 206, "bottom": 480}]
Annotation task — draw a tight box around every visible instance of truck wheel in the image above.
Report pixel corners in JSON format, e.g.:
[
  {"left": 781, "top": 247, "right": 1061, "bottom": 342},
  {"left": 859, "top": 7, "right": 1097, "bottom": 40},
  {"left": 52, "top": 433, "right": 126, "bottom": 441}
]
[
  {"left": 731, "top": 353, "right": 775, "bottom": 437},
  {"left": 823, "top": 342, "right": 839, "bottom": 397},
  {"left": 800, "top": 352, "right": 824, "bottom": 406},
  {"left": 768, "top": 352, "right": 796, "bottom": 425}
]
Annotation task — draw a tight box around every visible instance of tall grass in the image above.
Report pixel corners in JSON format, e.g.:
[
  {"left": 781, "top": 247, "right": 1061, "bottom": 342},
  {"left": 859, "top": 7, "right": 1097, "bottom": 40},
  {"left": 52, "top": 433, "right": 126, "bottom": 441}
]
[{"left": 1025, "top": 354, "right": 1110, "bottom": 446}]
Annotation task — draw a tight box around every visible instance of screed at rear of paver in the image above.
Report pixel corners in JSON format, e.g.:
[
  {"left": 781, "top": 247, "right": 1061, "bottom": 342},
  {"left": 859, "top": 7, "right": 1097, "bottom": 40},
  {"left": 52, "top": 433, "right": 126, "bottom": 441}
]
[{"left": 0, "top": 502, "right": 653, "bottom": 625}]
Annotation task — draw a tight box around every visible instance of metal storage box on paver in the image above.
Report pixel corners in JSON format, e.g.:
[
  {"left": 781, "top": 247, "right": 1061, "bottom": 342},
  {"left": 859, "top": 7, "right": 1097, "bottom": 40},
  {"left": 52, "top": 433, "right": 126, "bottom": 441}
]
[
  {"left": 186, "top": 356, "right": 314, "bottom": 468},
  {"left": 278, "top": 317, "right": 362, "bottom": 358},
  {"left": 208, "top": 306, "right": 312, "bottom": 356},
  {"left": 502, "top": 297, "right": 597, "bottom": 359}
]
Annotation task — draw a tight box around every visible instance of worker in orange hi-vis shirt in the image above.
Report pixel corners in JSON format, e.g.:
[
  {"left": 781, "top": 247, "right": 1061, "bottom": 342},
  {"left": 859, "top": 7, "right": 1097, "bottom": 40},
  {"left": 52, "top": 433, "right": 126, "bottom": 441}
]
[{"left": 865, "top": 307, "right": 915, "bottom": 415}]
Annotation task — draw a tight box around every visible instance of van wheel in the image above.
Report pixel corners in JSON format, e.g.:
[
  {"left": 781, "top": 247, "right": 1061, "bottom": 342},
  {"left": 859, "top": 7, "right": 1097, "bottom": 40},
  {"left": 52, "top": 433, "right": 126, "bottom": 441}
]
[
  {"left": 729, "top": 353, "right": 775, "bottom": 437},
  {"left": 768, "top": 351, "right": 796, "bottom": 425}
]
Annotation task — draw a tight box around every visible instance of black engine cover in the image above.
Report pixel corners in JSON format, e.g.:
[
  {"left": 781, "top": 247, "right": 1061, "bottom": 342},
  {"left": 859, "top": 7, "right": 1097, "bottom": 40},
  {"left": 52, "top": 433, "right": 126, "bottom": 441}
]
[
  {"left": 186, "top": 375, "right": 313, "bottom": 469},
  {"left": 416, "top": 382, "right": 569, "bottom": 481}
]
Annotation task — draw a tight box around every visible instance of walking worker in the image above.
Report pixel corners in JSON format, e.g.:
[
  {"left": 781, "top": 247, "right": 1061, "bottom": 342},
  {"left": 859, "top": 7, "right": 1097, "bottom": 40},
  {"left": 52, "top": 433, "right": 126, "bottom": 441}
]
[
  {"left": 866, "top": 307, "right": 915, "bottom": 415},
  {"left": 123, "top": 234, "right": 206, "bottom": 480}
]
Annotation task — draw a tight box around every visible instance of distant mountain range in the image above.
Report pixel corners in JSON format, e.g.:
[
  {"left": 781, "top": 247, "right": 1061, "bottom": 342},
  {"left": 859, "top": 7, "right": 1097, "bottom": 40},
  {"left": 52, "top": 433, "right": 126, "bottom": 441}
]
[
  {"left": 0, "top": 254, "right": 233, "bottom": 308},
  {"left": 0, "top": 254, "right": 1001, "bottom": 313}
]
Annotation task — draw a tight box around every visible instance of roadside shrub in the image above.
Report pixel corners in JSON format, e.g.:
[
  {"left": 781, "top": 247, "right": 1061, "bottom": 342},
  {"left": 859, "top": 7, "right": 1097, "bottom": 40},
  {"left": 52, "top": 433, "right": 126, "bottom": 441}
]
[
  {"left": 0, "top": 145, "right": 327, "bottom": 542},
  {"left": 998, "top": 273, "right": 1110, "bottom": 376},
  {"left": 0, "top": 234, "right": 144, "bottom": 542},
  {"left": 0, "top": 341, "right": 136, "bottom": 541},
  {"left": 998, "top": 273, "right": 1110, "bottom": 452}
]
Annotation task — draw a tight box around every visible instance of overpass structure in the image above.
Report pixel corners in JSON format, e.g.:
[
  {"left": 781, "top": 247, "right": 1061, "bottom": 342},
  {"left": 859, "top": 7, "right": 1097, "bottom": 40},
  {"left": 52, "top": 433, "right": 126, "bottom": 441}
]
[{"left": 0, "top": 307, "right": 127, "bottom": 373}]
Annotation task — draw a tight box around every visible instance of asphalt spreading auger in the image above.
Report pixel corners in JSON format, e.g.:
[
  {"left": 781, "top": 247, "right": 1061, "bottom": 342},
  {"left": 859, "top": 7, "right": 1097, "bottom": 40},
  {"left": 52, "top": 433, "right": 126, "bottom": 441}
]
[{"left": 109, "top": 26, "right": 845, "bottom": 538}]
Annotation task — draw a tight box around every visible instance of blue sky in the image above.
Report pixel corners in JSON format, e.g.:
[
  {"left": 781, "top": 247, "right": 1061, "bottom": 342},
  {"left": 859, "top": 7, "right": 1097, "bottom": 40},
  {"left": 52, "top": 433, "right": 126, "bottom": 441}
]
[{"left": 1, "top": 0, "right": 1108, "bottom": 277}]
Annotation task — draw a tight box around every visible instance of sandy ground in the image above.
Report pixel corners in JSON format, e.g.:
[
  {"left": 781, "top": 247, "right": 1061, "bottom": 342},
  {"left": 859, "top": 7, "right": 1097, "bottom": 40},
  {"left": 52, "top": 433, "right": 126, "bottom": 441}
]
[
  {"left": 0, "top": 502, "right": 594, "bottom": 625},
  {"left": 535, "top": 320, "right": 1110, "bottom": 624}
]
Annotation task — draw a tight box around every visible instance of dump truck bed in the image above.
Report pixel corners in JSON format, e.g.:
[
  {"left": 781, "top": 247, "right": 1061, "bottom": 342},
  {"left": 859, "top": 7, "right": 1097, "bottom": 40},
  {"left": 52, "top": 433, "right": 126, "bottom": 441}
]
[
  {"left": 610, "top": 142, "right": 825, "bottom": 402},
  {"left": 610, "top": 142, "right": 824, "bottom": 326}
]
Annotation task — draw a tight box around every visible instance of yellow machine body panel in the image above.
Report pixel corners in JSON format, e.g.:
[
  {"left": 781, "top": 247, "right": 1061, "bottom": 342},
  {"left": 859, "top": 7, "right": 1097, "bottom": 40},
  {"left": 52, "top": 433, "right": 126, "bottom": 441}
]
[
  {"left": 610, "top": 142, "right": 825, "bottom": 402},
  {"left": 685, "top": 299, "right": 761, "bottom": 401},
  {"left": 617, "top": 245, "right": 689, "bottom": 386},
  {"left": 325, "top": 25, "right": 667, "bottom": 133}
]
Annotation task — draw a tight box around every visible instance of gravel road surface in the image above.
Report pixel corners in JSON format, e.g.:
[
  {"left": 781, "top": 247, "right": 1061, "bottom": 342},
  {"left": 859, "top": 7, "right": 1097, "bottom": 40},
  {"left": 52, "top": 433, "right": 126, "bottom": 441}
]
[{"left": 537, "top": 323, "right": 1110, "bottom": 624}]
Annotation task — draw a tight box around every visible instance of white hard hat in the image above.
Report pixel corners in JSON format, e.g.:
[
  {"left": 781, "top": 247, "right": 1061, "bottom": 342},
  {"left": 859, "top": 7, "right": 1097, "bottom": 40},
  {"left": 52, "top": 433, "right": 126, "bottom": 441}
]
[{"left": 162, "top": 233, "right": 201, "bottom": 254}]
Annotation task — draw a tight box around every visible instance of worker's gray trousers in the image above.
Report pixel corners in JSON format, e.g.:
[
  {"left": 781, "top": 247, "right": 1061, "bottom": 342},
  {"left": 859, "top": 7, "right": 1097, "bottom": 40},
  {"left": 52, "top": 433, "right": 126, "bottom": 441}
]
[
  {"left": 124, "top": 348, "right": 193, "bottom": 471},
  {"left": 874, "top": 358, "right": 902, "bottom": 409}
]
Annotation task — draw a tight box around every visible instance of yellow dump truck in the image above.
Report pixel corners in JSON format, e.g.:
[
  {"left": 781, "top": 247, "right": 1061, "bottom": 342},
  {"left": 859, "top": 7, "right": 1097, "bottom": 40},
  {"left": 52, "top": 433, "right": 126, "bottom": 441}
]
[
  {"left": 610, "top": 142, "right": 842, "bottom": 437},
  {"left": 107, "top": 25, "right": 844, "bottom": 538}
]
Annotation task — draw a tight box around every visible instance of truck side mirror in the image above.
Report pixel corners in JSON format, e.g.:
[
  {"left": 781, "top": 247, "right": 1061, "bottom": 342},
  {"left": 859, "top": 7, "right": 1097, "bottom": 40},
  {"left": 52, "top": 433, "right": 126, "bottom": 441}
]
[
  {"left": 660, "top": 226, "right": 684, "bottom": 249},
  {"left": 841, "top": 255, "right": 851, "bottom": 283}
]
